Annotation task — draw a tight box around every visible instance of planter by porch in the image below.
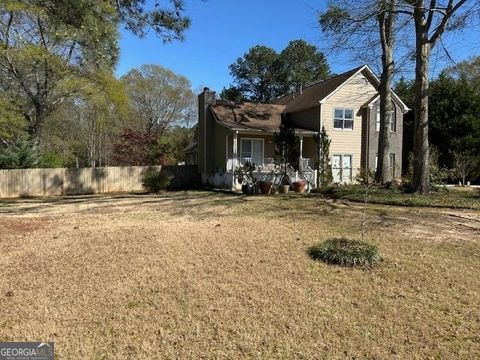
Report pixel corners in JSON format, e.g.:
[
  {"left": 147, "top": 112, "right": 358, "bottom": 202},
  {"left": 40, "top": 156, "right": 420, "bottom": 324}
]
[
  {"left": 292, "top": 180, "right": 306, "bottom": 193},
  {"left": 241, "top": 183, "right": 255, "bottom": 195},
  {"left": 258, "top": 181, "right": 273, "bottom": 194},
  {"left": 279, "top": 184, "right": 290, "bottom": 194}
]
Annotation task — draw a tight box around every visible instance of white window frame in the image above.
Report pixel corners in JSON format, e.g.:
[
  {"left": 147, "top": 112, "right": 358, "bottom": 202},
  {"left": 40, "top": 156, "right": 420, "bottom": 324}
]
[
  {"left": 333, "top": 108, "right": 354, "bottom": 131},
  {"left": 332, "top": 154, "right": 353, "bottom": 183},
  {"left": 240, "top": 138, "right": 264, "bottom": 166},
  {"left": 391, "top": 107, "right": 397, "bottom": 133},
  {"left": 375, "top": 103, "right": 397, "bottom": 133}
]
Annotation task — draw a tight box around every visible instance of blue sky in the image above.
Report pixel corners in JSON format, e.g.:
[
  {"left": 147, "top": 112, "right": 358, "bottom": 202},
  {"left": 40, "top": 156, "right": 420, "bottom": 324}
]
[{"left": 116, "top": 0, "right": 479, "bottom": 92}]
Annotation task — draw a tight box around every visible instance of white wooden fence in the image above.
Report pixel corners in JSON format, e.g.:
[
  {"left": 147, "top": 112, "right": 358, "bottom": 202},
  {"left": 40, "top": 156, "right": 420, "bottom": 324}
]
[{"left": 0, "top": 166, "right": 160, "bottom": 198}]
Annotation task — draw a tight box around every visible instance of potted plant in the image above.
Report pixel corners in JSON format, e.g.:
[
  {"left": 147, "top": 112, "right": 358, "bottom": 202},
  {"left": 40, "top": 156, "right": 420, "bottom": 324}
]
[
  {"left": 292, "top": 179, "right": 306, "bottom": 193},
  {"left": 234, "top": 162, "right": 256, "bottom": 195},
  {"left": 276, "top": 170, "right": 290, "bottom": 194},
  {"left": 258, "top": 180, "right": 273, "bottom": 194}
]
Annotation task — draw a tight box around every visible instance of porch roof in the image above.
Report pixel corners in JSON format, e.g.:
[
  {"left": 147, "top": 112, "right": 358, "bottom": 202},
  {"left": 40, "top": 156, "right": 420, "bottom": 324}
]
[
  {"left": 210, "top": 102, "right": 316, "bottom": 135},
  {"left": 211, "top": 102, "right": 285, "bottom": 132}
]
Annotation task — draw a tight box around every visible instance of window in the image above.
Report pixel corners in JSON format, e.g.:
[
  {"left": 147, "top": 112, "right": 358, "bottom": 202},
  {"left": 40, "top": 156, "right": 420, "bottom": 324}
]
[
  {"left": 333, "top": 108, "right": 354, "bottom": 130},
  {"left": 390, "top": 108, "right": 397, "bottom": 132},
  {"left": 375, "top": 103, "right": 396, "bottom": 132},
  {"left": 332, "top": 154, "right": 353, "bottom": 183},
  {"left": 240, "top": 139, "right": 263, "bottom": 166}
]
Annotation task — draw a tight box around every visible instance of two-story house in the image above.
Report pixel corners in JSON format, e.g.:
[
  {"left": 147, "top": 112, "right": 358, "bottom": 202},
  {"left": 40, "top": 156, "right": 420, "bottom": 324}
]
[{"left": 197, "top": 65, "right": 409, "bottom": 189}]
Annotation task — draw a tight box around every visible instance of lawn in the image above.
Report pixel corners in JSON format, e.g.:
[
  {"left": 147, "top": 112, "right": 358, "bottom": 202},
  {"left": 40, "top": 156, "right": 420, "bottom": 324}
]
[
  {"left": 1, "top": 191, "right": 479, "bottom": 358},
  {"left": 313, "top": 185, "right": 480, "bottom": 210}
]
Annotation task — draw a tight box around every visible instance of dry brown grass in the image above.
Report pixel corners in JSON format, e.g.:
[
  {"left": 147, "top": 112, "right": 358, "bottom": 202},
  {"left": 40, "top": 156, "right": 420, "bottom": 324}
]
[{"left": 1, "top": 191, "right": 479, "bottom": 359}]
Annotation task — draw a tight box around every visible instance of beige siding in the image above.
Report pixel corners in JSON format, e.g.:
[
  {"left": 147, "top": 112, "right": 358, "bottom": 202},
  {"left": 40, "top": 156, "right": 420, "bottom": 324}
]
[{"left": 322, "top": 70, "right": 378, "bottom": 179}]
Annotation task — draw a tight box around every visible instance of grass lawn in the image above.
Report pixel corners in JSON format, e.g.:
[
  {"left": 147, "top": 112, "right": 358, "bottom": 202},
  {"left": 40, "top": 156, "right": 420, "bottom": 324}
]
[
  {"left": 1, "top": 191, "right": 479, "bottom": 358},
  {"left": 313, "top": 185, "right": 480, "bottom": 210}
]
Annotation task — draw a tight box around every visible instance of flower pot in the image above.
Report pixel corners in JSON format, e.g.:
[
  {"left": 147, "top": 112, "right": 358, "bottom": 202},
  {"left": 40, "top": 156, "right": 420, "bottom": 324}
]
[
  {"left": 292, "top": 180, "right": 306, "bottom": 193},
  {"left": 279, "top": 184, "right": 290, "bottom": 194},
  {"left": 241, "top": 183, "right": 255, "bottom": 195},
  {"left": 259, "top": 181, "right": 273, "bottom": 194}
]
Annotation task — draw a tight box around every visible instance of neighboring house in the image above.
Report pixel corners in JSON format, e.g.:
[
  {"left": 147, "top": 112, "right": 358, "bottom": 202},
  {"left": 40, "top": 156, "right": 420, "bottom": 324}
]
[{"left": 197, "top": 65, "right": 409, "bottom": 189}]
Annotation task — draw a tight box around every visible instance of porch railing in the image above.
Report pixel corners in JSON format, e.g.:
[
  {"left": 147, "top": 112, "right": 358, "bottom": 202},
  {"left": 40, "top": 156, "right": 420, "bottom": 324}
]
[{"left": 235, "top": 157, "right": 317, "bottom": 188}]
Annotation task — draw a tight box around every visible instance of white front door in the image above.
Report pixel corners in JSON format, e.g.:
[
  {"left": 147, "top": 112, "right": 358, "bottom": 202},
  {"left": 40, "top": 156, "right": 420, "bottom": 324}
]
[
  {"left": 332, "top": 155, "right": 342, "bottom": 183},
  {"left": 332, "top": 154, "right": 353, "bottom": 183},
  {"left": 342, "top": 155, "right": 352, "bottom": 183}
]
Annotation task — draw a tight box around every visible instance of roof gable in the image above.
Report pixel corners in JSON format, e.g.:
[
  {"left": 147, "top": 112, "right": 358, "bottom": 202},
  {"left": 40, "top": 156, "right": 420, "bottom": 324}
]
[
  {"left": 274, "top": 66, "right": 364, "bottom": 113},
  {"left": 275, "top": 65, "right": 410, "bottom": 113}
]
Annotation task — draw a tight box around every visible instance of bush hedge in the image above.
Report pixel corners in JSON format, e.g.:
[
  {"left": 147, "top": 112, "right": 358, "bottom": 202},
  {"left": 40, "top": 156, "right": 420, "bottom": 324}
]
[
  {"left": 308, "top": 238, "right": 381, "bottom": 267},
  {"left": 142, "top": 169, "right": 172, "bottom": 193}
]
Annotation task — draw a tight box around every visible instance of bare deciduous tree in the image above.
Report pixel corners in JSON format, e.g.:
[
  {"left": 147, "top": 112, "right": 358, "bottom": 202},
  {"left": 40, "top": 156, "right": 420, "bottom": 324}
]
[
  {"left": 122, "top": 65, "right": 195, "bottom": 137},
  {"left": 397, "top": 0, "right": 476, "bottom": 193},
  {"left": 319, "top": 0, "right": 402, "bottom": 184},
  {"left": 453, "top": 151, "right": 476, "bottom": 186}
]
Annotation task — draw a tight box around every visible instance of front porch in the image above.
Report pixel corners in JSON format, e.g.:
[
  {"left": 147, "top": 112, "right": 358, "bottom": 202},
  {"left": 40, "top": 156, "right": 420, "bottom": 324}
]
[{"left": 221, "top": 130, "right": 318, "bottom": 190}]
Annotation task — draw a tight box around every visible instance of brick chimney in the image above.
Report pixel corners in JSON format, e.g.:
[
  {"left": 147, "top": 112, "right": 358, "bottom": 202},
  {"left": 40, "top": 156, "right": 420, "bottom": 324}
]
[{"left": 198, "top": 87, "right": 216, "bottom": 174}]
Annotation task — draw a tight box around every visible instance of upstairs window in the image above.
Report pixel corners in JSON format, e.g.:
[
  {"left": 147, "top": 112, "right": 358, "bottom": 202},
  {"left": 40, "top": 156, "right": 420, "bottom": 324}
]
[
  {"left": 375, "top": 103, "right": 397, "bottom": 132},
  {"left": 334, "top": 108, "right": 354, "bottom": 130},
  {"left": 391, "top": 108, "right": 397, "bottom": 132}
]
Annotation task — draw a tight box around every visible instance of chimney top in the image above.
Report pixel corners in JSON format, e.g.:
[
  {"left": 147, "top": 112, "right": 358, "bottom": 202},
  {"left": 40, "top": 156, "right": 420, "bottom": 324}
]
[{"left": 203, "top": 87, "right": 210, "bottom": 92}]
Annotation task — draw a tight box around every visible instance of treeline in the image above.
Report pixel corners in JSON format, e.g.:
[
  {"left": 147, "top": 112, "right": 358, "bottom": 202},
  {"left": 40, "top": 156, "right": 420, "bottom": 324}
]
[
  {"left": 221, "top": 40, "right": 330, "bottom": 103},
  {"left": 396, "top": 57, "right": 480, "bottom": 184},
  {"left": 0, "top": 1, "right": 194, "bottom": 169}
]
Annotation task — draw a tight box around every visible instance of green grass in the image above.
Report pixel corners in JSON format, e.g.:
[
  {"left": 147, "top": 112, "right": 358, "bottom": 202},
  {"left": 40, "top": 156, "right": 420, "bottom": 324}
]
[{"left": 312, "top": 185, "right": 480, "bottom": 210}]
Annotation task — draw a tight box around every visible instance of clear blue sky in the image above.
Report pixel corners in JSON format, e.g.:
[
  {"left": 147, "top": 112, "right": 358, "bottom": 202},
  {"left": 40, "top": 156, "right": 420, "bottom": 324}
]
[{"left": 116, "top": 0, "right": 479, "bottom": 92}]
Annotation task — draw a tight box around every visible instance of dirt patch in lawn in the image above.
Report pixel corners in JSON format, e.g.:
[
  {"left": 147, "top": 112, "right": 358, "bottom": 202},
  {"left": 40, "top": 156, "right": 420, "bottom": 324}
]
[
  {"left": 0, "top": 217, "right": 51, "bottom": 235},
  {"left": 0, "top": 191, "right": 479, "bottom": 358}
]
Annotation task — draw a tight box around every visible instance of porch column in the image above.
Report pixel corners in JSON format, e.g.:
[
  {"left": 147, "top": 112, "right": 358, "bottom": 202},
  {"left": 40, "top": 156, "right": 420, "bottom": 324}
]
[
  {"left": 299, "top": 135, "right": 304, "bottom": 172},
  {"left": 232, "top": 131, "right": 239, "bottom": 190},
  {"left": 233, "top": 131, "right": 239, "bottom": 168},
  {"left": 299, "top": 135, "right": 303, "bottom": 159}
]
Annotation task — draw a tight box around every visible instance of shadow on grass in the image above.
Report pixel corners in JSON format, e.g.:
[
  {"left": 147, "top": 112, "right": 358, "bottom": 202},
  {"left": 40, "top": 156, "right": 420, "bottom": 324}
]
[
  {"left": 0, "top": 191, "right": 250, "bottom": 220},
  {"left": 0, "top": 189, "right": 432, "bottom": 228}
]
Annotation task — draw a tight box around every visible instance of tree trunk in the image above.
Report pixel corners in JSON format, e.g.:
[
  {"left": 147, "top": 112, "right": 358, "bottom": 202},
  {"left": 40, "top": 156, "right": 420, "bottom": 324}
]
[
  {"left": 375, "top": 49, "right": 394, "bottom": 184},
  {"left": 375, "top": 0, "right": 395, "bottom": 184},
  {"left": 412, "top": 5, "right": 431, "bottom": 193}
]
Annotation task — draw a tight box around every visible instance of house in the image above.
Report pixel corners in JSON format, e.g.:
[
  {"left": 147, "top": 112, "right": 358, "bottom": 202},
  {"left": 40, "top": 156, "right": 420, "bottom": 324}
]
[{"left": 197, "top": 65, "right": 409, "bottom": 189}]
